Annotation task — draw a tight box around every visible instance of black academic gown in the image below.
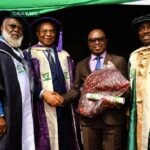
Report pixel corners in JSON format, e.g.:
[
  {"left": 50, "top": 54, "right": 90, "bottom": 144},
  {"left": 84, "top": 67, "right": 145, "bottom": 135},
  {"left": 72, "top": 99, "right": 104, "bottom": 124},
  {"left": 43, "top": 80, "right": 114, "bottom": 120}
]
[{"left": 0, "top": 41, "right": 23, "bottom": 150}]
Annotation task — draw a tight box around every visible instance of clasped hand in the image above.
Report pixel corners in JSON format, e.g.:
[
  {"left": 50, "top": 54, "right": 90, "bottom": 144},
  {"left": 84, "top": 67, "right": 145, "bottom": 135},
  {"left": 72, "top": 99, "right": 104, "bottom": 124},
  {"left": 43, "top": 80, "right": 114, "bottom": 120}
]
[{"left": 42, "top": 90, "right": 64, "bottom": 107}]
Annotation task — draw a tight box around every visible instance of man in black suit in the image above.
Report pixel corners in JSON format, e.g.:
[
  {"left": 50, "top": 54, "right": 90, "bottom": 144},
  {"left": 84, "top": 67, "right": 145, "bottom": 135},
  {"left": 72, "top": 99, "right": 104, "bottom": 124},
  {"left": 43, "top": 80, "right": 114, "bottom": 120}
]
[{"left": 63, "top": 28, "right": 128, "bottom": 150}]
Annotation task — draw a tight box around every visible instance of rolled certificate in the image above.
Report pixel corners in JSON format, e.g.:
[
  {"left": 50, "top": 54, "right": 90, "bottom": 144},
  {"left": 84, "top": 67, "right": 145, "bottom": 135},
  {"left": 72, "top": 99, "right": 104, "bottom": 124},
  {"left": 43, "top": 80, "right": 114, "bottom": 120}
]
[{"left": 85, "top": 93, "right": 125, "bottom": 104}]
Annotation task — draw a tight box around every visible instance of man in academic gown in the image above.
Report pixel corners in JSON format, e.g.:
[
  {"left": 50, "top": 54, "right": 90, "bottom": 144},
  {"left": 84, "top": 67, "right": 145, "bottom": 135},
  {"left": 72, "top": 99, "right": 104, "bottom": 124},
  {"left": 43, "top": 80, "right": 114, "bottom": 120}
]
[
  {"left": 128, "top": 13, "right": 150, "bottom": 150},
  {"left": 0, "top": 17, "right": 35, "bottom": 150},
  {"left": 27, "top": 17, "right": 81, "bottom": 150}
]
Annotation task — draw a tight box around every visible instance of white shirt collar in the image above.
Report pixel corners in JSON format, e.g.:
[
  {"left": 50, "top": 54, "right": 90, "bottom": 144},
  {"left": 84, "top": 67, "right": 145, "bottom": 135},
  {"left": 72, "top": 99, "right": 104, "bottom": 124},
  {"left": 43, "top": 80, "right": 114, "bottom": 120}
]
[{"left": 91, "top": 51, "right": 107, "bottom": 61}]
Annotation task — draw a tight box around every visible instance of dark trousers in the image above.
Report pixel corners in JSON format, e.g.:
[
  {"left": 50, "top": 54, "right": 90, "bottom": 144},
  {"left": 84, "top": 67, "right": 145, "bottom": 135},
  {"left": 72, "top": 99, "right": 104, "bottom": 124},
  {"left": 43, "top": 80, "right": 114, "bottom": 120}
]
[{"left": 81, "top": 121, "right": 125, "bottom": 150}]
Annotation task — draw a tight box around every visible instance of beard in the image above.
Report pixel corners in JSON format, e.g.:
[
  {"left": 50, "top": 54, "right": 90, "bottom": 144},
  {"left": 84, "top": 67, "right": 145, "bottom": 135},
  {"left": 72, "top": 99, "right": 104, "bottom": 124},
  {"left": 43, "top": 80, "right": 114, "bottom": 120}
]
[{"left": 2, "top": 29, "right": 23, "bottom": 48}]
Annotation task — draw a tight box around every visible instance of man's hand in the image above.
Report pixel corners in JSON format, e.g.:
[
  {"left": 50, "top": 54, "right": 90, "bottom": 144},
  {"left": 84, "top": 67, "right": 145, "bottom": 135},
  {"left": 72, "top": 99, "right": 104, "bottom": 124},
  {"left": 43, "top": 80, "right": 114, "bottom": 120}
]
[
  {"left": 0, "top": 117, "right": 6, "bottom": 136},
  {"left": 42, "top": 90, "right": 64, "bottom": 107}
]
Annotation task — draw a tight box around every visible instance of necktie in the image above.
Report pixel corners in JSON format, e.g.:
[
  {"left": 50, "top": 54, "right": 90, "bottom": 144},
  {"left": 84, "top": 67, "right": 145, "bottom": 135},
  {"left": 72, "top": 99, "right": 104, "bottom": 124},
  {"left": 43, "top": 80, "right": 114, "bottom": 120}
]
[
  {"left": 47, "top": 50, "right": 55, "bottom": 64},
  {"left": 46, "top": 50, "right": 56, "bottom": 74},
  {"left": 95, "top": 56, "right": 102, "bottom": 70}
]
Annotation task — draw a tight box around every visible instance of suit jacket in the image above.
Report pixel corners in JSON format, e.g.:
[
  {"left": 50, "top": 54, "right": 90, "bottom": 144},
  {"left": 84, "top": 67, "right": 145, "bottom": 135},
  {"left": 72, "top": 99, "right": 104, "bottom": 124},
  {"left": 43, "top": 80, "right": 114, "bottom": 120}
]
[{"left": 63, "top": 53, "right": 128, "bottom": 126}]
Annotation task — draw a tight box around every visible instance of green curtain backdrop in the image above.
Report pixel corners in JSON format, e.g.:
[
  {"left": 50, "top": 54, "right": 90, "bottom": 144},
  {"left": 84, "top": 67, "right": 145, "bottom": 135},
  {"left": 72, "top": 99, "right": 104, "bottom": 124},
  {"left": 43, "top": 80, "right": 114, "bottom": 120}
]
[{"left": 0, "top": 0, "right": 135, "bottom": 15}]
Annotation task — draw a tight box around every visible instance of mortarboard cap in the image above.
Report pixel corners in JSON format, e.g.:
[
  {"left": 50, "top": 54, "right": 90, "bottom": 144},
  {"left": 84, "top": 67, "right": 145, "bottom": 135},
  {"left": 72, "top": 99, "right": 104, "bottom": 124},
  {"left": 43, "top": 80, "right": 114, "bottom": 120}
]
[
  {"left": 31, "top": 17, "right": 63, "bottom": 52},
  {"left": 132, "top": 13, "right": 150, "bottom": 29}
]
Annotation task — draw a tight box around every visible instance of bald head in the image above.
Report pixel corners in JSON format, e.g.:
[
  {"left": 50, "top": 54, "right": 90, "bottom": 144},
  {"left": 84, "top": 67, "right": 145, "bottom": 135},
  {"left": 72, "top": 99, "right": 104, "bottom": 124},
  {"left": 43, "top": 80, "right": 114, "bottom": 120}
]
[
  {"left": 87, "top": 29, "right": 107, "bottom": 55},
  {"left": 88, "top": 29, "right": 106, "bottom": 39}
]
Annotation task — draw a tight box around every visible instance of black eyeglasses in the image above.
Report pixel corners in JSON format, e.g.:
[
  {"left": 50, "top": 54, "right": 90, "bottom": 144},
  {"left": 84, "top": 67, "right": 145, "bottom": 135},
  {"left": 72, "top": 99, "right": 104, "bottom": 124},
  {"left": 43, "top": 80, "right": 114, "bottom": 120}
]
[
  {"left": 7, "top": 24, "right": 23, "bottom": 31},
  {"left": 88, "top": 37, "right": 106, "bottom": 44},
  {"left": 40, "top": 29, "right": 56, "bottom": 34}
]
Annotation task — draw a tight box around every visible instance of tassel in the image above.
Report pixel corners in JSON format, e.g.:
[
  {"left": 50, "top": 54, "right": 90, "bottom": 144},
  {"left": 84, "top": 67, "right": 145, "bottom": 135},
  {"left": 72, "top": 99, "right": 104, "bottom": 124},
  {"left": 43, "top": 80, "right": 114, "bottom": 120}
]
[{"left": 57, "top": 31, "right": 63, "bottom": 52}]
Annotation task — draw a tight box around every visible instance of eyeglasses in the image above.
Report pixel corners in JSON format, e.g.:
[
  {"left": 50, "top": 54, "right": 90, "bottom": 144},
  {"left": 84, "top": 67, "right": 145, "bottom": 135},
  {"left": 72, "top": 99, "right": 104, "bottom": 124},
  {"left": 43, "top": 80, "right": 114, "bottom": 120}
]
[
  {"left": 39, "top": 29, "right": 56, "bottom": 34},
  {"left": 7, "top": 24, "right": 23, "bottom": 31},
  {"left": 88, "top": 37, "right": 106, "bottom": 44}
]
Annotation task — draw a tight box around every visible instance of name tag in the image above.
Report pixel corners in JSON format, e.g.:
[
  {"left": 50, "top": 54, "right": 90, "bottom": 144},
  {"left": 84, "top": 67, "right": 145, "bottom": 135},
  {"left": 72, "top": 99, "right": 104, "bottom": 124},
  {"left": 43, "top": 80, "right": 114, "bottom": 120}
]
[
  {"left": 42, "top": 72, "right": 51, "bottom": 81},
  {"left": 64, "top": 71, "right": 69, "bottom": 79},
  {"left": 17, "top": 64, "right": 25, "bottom": 73}
]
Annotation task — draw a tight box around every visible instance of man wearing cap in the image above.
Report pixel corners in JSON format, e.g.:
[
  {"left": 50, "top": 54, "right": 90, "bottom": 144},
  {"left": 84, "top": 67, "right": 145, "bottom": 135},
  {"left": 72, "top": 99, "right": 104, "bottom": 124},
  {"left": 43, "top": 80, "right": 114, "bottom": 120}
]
[
  {"left": 128, "top": 14, "right": 150, "bottom": 150},
  {"left": 27, "top": 17, "right": 80, "bottom": 150},
  {"left": 0, "top": 17, "right": 35, "bottom": 150}
]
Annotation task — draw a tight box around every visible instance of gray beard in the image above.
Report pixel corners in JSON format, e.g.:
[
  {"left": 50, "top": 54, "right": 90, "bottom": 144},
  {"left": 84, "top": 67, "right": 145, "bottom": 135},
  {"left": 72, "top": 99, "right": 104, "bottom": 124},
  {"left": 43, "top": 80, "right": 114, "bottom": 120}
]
[{"left": 2, "top": 29, "right": 23, "bottom": 48}]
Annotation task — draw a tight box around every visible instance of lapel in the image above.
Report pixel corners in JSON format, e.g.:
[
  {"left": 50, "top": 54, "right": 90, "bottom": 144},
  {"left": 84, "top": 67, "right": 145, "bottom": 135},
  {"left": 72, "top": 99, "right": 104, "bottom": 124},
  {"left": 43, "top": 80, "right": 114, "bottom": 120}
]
[
  {"left": 84, "top": 54, "right": 113, "bottom": 73},
  {"left": 83, "top": 54, "right": 114, "bottom": 75},
  {"left": 104, "top": 53, "right": 113, "bottom": 65},
  {"left": 85, "top": 56, "right": 92, "bottom": 74}
]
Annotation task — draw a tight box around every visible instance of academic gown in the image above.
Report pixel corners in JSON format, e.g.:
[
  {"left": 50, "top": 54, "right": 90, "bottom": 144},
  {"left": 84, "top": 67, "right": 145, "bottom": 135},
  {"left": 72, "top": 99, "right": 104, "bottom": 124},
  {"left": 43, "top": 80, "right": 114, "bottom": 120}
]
[
  {"left": 26, "top": 45, "right": 81, "bottom": 150},
  {"left": 0, "top": 40, "right": 35, "bottom": 150},
  {"left": 0, "top": 49, "right": 22, "bottom": 150}
]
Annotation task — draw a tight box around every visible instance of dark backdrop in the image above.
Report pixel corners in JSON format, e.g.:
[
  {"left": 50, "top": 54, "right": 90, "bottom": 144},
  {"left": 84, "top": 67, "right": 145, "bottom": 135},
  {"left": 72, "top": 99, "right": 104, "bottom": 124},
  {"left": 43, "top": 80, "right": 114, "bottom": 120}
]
[{"left": 1, "top": 5, "right": 150, "bottom": 63}]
